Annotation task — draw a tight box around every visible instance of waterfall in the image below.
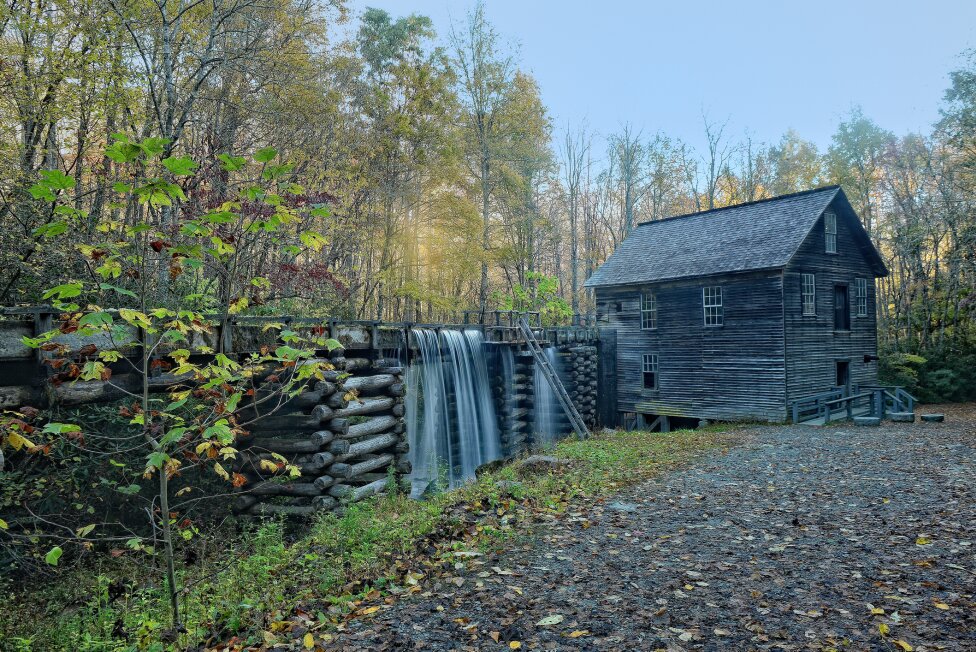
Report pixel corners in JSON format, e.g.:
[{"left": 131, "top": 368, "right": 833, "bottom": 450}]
[
  {"left": 533, "top": 346, "right": 566, "bottom": 446},
  {"left": 406, "top": 328, "right": 501, "bottom": 496}
]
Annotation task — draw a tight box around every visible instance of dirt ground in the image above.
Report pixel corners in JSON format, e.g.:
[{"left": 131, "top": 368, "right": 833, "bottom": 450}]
[{"left": 324, "top": 405, "right": 976, "bottom": 651}]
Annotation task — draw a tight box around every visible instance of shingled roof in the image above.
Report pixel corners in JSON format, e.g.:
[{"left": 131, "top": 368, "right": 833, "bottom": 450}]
[{"left": 584, "top": 186, "right": 886, "bottom": 288}]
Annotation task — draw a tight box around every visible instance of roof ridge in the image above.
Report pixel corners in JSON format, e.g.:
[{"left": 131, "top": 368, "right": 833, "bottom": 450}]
[{"left": 636, "top": 185, "right": 840, "bottom": 227}]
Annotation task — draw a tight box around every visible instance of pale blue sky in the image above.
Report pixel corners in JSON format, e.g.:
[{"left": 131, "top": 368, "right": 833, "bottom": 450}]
[{"left": 350, "top": 1, "right": 976, "bottom": 154}]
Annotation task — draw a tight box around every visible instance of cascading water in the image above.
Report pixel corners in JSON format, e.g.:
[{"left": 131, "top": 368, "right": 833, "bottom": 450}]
[
  {"left": 406, "top": 329, "right": 501, "bottom": 497},
  {"left": 533, "top": 346, "right": 566, "bottom": 446}
]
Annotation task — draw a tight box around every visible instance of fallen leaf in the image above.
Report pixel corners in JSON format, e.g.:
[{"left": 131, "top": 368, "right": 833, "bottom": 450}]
[
  {"left": 489, "top": 631, "right": 500, "bottom": 643},
  {"left": 893, "top": 641, "right": 913, "bottom": 651},
  {"left": 509, "top": 642, "right": 521, "bottom": 649},
  {"left": 359, "top": 606, "right": 380, "bottom": 616},
  {"left": 879, "top": 623, "right": 890, "bottom": 635},
  {"left": 933, "top": 601, "right": 950, "bottom": 610},
  {"left": 303, "top": 632, "right": 315, "bottom": 650},
  {"left": 566, "top": 630, "right": 590, "bottom": 638},
  {"left": 537, "top": 614, "right": 564, "bottom": 626},
  {"left": 915, "top": 536, "right": 932, "bottom": 545},
  {"left": 492, "top": 566, "right": 514, "bottom": 576}
]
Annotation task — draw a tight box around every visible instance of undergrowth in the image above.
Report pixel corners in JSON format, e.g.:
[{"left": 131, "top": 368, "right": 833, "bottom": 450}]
[{"left": 1, "top": 425, "right": 733, "bottom": 651}]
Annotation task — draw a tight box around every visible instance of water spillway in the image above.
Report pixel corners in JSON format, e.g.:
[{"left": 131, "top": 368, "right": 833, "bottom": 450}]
[
  {"left": 406, "top": 329, "right": 502, "bottom": 496},
  {"left": 533, "top": 346, "right": 566, "bottom": 446}
]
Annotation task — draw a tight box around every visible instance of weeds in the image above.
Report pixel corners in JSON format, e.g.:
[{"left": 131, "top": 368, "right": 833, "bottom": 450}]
[{"left": 3, "top": 425, "right": 733, "bottom": 650}]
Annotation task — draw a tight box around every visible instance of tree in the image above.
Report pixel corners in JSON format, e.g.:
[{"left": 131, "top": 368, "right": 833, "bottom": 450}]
[
  {"left": 560, "top": 124, "right": 589, "bottom": 316},
  {"left": 12, "top": 140, "right": 340, "bottom": 636},
  {"left": 768, "top": 129, "right": 823, "bottom": 196},
  {"left": 609, "top": 123, "right": 646, "bottom": 236},
  {"left": 827, "top": 107, "right": 893, "bottom": 235},
  {"left": 450, "top": 1, "right": 517, "bottom": 315}
]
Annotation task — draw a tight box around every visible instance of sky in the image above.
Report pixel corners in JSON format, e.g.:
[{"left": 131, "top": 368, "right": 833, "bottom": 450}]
[{"left": 349, "top": 0, "right": 976, "bottom": 155}]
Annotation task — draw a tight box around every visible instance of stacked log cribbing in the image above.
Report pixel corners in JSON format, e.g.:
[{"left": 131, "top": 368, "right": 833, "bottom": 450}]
[
  {"left": 567, "top": 345, "right": 599, "bottom": 428},
  {"left": 500, "top": 349, "right": 534, "bottom": 455},
  {"left": 232, "top": 351, "right": 407, "bottom": 516}
]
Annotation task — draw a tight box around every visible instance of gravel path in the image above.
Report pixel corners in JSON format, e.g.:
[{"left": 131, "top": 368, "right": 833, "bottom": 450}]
[{"left": 327, "top": 406, "right": 976, "bottom": 651}]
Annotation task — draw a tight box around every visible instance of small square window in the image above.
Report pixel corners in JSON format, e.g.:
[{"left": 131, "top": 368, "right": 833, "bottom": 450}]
[
  {"left": 825, "top": 212, "right": 837, "bottom": 254},
  {"left": 703, "top": 286, "right": 723, "bottom": 327},
  {"left": 640, "top": 293, "right": 657, "bottom": 330},
  {"left": 802, "top": 273, "right": 816, "bottom": 315},
  {"left": 855, "top": 277, "right": 868, "bottom": 317},
  {"left": 642, "top": 353, "right": 658, "bottom": 390}
]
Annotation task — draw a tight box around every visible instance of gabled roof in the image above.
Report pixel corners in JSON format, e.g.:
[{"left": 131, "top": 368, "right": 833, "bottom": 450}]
[{"left": 584, "top": 186, "right": 887, "bottom": 288}]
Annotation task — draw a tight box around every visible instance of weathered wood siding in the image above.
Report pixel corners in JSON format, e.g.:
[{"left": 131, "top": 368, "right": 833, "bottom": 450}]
[
  {"left": 783, "top": 201, "right": 880, "bottom": 401},
  {"left": 595, "top": 270, "right": 787, "bottom": 422}
]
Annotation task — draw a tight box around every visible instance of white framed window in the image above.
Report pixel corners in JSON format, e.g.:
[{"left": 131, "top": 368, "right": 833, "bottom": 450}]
[
  {"left": 855, "top": 277, "right": 868, "bottom": 316},
  {"left": 825, "top": 211, "right": 837, "bottom": 254},
  {"left": 640, "top": 293, "right": 657, "bottom": 330},
  {"left": 703, "top": 286, "right": 723, "bottom": 327},
  {"left": 802, "top": 273, "right": 816, "bottom": 315},
  {"left": 642, "top": 353, "right": 658, "bottom": 390}
]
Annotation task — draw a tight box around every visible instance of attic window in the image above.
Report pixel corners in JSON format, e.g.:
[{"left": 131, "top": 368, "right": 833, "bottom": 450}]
[
  {"left": 825, "top": 212, "right": 837, "bottom": 254},
  {"left": 703, "top": 286, "right": 723, "bottom": 327},
  {"left": 640, "top": 293, "right": 657, "bottom": 330}
]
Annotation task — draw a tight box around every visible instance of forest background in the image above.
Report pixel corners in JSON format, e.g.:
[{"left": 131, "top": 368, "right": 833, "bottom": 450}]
[{"left": 1, "top": 0, "right": 975, "bottom": 398}]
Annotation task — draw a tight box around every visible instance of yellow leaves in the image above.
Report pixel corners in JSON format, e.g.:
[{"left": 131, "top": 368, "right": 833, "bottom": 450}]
[
  {"left": 508, "top": 642, "right": 521, "bottom": 649},
  {"left": 915, "top": 535, "right": 932, "bottom": 545},
  {"left": 566, "top": 630, "right": 590, "bottom": 638},
  {"left": 228, "top": 296, "right": 249, "bottom": 314},
  {"left": 260, "top": 459, "right": 281, "bottom": 473},
  {"left": 217, "top": 446, "right": 237, "bottom": 460},
  {"left": 7, "top": 431, "right": 36, "bottom": 451},
  {"left": 869, "top": 605, "right": 885, "bottom": 615},
  {"left": 933, "top": 601, "right": 950, "bottom": 610},
  {"left": 879, "top": 623, "right": 890, "bottom": 635},
  {"left": 893, "top": 641, "right": 913, "bottom": 651},
  {"left": 358, "top": 606, "right": 380, "bottom": 616},
  {"left": 118, "top": 308, "right": 151, "bottom": 329},
  {"left": 214, "top": 462, "right": 230, "bottom": 481},
  {"left": 303, "top": 632, "right": 315, "bottom": 650},
  {"left": 0, "top": 518, "right": 8, "bottom": 530},
  {"left": 195, "top": 441, "right": 212, "bottom": 456}
]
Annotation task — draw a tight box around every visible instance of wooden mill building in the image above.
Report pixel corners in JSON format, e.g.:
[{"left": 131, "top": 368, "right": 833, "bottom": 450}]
[{"left": 585, "top": 186, "right": 888, "bottom": 426}]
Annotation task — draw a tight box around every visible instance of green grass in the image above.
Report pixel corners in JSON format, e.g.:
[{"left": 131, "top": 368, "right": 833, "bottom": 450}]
[{"left": 2, "top": 425, "right": 734, "bottom": 651}]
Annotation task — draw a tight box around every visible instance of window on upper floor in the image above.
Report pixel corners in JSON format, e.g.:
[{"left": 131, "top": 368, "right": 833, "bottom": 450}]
[
  {"left": 825, "top": 211, "right": 837, "bottom": 254},
  {"left": 703, "top": 286, "right": 723, "bottom": 327},
  {"left": 642, "top": 353, "right": 658, "bottom": 390},
  {"left": 855, "top": 277, "right": 868, "bottom": 317},
  {"left": 802, "top": 273, "right": 816, "bottom": 315},
  {"left": 640, "top": 292, "right": 657, "bottom": 330}
]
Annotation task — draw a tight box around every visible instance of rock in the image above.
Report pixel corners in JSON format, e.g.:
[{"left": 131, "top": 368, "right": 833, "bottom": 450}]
[
  {"left": 515, "top": 455, "right": 574, "bottom": 476},
  {"left": 854, "top": 416, "right": 881, "bottom": 426},
  {"left": 607, "top": 501, "right": 639, "bottom": 513},
  {"left": 921, "top": 413, "right": 945, "bottom": 423},
  {"left": 494, "top": 480, "right": 523, "bottom": 494},
  {"left": 889, "top": 412, "right": 915, "bottom": 423}
]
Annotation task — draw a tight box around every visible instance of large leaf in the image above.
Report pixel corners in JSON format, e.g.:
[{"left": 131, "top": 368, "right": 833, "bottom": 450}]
[
  {"left": 161, "top": 155, "right": 198, "bottom": 176},
  {"left": 253, "top": 147, "right": 278, "bottom": 163},
  {"left": 45, "top": 546, "right": 63, "bottom": 566}
]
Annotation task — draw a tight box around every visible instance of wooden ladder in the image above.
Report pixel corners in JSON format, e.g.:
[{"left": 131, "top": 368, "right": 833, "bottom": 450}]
[{"left": 517, "top": 317, "right": 590, "bottom": 440}]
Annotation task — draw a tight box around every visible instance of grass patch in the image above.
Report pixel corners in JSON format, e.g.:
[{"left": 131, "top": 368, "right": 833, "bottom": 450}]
[{"left": 3, "top": 425, "right": 735, "bottom": 651}]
